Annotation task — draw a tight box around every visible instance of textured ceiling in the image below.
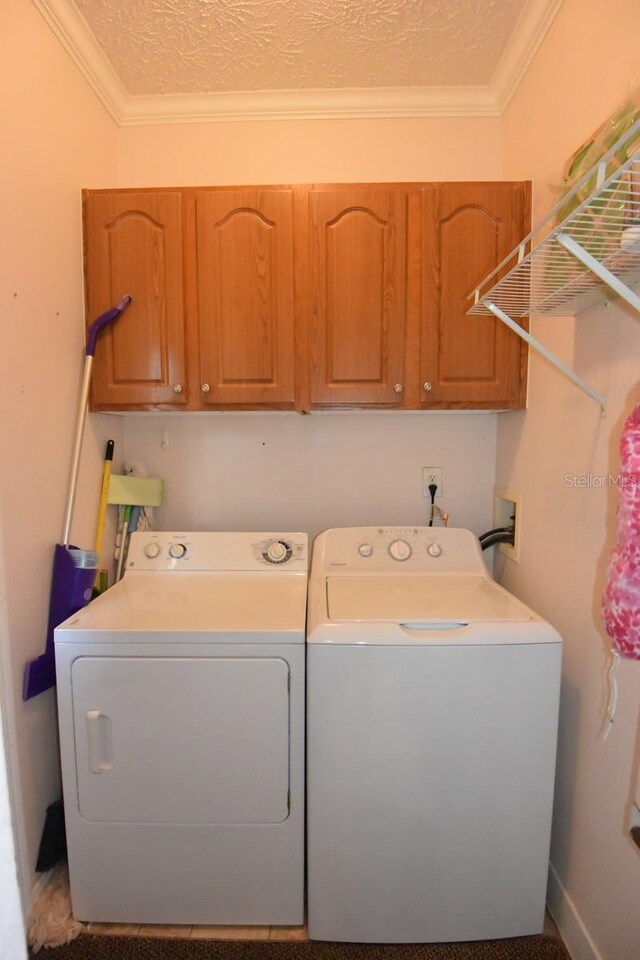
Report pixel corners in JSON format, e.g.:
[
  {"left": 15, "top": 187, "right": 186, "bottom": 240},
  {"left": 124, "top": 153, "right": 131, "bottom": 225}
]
[{"left": 72, "top": 0, "right": 528, "bottom": 96}]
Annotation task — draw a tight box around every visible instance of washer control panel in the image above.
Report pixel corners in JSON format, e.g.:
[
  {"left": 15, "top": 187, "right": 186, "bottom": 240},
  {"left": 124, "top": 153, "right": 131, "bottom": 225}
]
[
  {"left": 127, "top": 532, "right": 308, "bottom": 572},
  {"left": 353, "top": 528, "right": 443, "bottom": 565},
  {"left": 319, "top": 526, "right": 486, "bottom": 575}
]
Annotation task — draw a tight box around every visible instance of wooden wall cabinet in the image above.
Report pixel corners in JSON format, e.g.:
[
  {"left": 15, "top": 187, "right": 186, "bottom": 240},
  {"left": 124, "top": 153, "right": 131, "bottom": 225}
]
[
  {"left": 83, "top": 181, "right": 530, "bottom": 413},
  {"left": 307, "top": 188, "right": 410, "bottom": 407},
  {"left": 420, "top": 183, "right": 529, "bottom": 409},
  {"left": 84, "top": 191, "right": 187, "bottom": 408},
  {"left": 304, "top": 182, "right": 529, "bottom": 410},
  {"left": 192, "top": 190, "right": 296, "bottom": 407}
]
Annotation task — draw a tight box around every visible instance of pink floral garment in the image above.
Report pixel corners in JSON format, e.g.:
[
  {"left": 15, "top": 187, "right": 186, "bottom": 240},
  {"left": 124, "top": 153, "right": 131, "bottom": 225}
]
[{"left": 602, "top": 401, "right": 640, "bottom": 658}]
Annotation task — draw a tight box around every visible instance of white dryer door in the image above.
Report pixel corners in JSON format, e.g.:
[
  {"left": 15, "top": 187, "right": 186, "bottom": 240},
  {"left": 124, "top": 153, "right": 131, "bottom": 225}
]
[{"left": 71, "top": 657, "right": 290, "bottom": 824}]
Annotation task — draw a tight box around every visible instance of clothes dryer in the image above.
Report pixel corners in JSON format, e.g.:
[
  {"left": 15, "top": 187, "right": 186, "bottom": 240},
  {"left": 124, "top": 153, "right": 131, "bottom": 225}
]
[
  {"left": 306, "top": 526, "right": 562, "bottom": 943},
  {"left": 55, "top": 531, "right": 307, "bottom": 925}
]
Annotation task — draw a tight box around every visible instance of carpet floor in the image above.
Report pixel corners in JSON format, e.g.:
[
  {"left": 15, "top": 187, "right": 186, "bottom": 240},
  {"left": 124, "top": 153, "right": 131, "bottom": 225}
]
[{"left": 32, "top": 934, "right": 569, "bottom": 960}]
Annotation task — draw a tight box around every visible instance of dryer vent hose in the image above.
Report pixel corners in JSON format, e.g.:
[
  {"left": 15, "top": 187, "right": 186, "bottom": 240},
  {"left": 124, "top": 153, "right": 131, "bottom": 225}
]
[{"left": 478, "top": 526, "right": 514, "bottom": 551}]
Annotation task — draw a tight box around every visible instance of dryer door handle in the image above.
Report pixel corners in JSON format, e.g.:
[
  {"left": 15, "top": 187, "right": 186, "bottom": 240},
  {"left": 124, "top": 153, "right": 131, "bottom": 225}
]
[{"left": 86, "top": 710, "right": 113, "bottom": 774}]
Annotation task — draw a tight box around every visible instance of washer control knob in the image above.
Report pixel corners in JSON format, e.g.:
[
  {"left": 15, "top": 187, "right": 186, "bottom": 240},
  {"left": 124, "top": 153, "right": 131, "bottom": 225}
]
[
  {"left": 427, "top": 542, "right": 442, "bottom": 558},
  {"left": 143, "top": 542, "right": 160, "bottom": 559},
  {"left": 168, "top": 543, "right": 187, "bottom": 559},
  {"left": 388, "top": 538, "right": 412, "bottom": 561},
  {"left": 359, "top": 543, "right": 374, "bottom": 557}
]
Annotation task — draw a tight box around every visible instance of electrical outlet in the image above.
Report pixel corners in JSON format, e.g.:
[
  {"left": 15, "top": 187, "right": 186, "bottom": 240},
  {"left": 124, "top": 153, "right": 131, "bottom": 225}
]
[{"left": 422, "top": 467, "right": 443, "bottom": 497}]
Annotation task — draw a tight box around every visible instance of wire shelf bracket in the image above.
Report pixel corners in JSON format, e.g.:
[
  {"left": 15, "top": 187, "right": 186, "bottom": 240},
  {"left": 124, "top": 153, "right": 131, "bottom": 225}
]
[
  {"left": 483, "top": 299, "right": 607, "bottom": 411},
  {"left": 555, "top": 233, "right": 640, "bottom": 313},
  {"left": 468, "top": 118, "right": 640, "bottom": 416}
]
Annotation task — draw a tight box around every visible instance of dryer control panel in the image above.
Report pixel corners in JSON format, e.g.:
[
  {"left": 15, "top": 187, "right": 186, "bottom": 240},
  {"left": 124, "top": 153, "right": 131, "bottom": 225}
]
[
  {"left": 315, "top": 526, "right": 487, "bottom": 576},
  {"left": 126, "top": 531, "right": 308, "bottom": 572}
]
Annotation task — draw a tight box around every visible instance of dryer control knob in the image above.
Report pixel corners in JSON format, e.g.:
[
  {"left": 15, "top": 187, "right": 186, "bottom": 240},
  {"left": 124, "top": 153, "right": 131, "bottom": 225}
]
[
  {"left": 267, "top": 541, "right": 287, "bottom": 562},
  {"left": 427, "top": 542, "right": 442, "bottom": 558},
  {"left": 359, "top": 543, "right": 374, "bottom": 557},
  {"left": 264, "top": 540, "right": 292, "bottom": 564},
  {"left": 388, "top": 539, "right": 412, "bottom": 561},
  {"left": 144, "top": 542, "right": 161, "bottom": 559},
  {"left": 168, "top": 543, "right": 187, "bottom": 559}
]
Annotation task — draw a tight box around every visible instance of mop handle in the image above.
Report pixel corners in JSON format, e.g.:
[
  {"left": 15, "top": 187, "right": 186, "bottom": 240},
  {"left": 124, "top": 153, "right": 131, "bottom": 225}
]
[
  {"left": 62, "top": 297, "right": 132, "bottom": 546},
  {"left": 94, "top": 439, "right": 115, "bottom": 554},
  {"left": 85, "top": 295, "right": 132, "bottom": 357}
]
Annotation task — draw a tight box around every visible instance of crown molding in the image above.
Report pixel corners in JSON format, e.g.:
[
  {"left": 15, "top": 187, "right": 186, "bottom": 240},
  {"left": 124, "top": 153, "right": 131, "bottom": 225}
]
[
  {"left": 32, "top": 0, "right": 563, "bottom": 125},
  {"left": 31, "top": 0, "right": 128, "bottom": 122},
  {"left": 121, "top": 86, "right": 499, "bottom": 126},
  {"left": 490, "top": 0, "right": 565, "bottom": 112}
]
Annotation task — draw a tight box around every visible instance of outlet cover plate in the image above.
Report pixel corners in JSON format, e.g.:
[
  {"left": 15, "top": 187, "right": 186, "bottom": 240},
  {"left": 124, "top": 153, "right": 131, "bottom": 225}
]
[{"left": 422, "top": 467, "right": 442, "bottom": 497}]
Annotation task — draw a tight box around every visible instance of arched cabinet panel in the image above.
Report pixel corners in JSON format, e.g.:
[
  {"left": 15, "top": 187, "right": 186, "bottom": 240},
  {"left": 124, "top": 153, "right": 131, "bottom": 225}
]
[
  {"left": 421, "top": 184, "right": 528, "bottom": 407},
  {"left": 309, "top": 190, "right": 408, "bottom": 405},
  {"left": 84, "top": 192, "right": 186, "bottom": 407},
  {"left": 195, "top": 191, "right": 295, "bottom": 405}
]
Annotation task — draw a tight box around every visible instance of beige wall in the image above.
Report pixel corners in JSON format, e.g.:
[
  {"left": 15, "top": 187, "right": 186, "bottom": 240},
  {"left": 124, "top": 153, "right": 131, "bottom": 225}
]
[
  {"left": 0, "top": 0, "right": 122, "bottom": 901},
  {"left": 498, "top": 2, "right": 640, "bottom": 958},
  {"left": 123, "top": 413, "right": 497, "bottom": 542},
  {"left": 116, "top": 115, "right": 503, "bottom": 186}
]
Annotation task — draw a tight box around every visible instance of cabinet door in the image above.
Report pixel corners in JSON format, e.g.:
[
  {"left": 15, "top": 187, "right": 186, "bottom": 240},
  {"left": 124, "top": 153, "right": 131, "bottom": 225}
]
[
  {"left": 422, "top": 184, "right": 528, "bottom": 407},
  {"left": 84, "top": 192, "right": 186, "bottom": 407},
  {"left": 195, "top": 191, "right": 295, "bottom": 406},
  {"left": 309, "top": 189, "right": 408, "bottom": 405}
]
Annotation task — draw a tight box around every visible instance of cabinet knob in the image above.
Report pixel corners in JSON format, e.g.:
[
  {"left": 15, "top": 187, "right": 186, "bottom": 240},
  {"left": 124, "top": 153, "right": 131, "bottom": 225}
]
[
  {"left": 172, "top": 383, "right": 183, "bottom": 394},
  {"left": 201, "top": 383, "right": 211, "bottom": 393},
  {"left": 394, "top": 384, "right": 403, "bottom": 394},
  {"left": 423, "top": 381, "right": 433, "bottom": 392}
]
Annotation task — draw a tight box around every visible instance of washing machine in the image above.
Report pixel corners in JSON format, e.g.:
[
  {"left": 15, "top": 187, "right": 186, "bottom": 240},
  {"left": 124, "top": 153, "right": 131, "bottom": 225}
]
[
  {"left": 307, "top": 526, "right": 562, "bottom": 943},
  {"left": 55, "top": 531, "right": 307, "bottom": 925}
]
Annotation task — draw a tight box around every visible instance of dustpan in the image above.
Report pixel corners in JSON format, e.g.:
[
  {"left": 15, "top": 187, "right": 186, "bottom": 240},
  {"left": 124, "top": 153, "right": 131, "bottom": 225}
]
[{"left": 23, "top": 296, "right": 132, "bottom": 700}]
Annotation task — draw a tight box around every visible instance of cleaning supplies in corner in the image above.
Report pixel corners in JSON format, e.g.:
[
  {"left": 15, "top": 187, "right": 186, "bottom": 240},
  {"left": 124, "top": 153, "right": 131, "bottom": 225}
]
[
  {"left": 108, "top": 471, "right": 164, "bottom": 580},
  {"left": 92, "top": 439, "right": 115, "bottom": 597},
  {"left": 94, "top": 439, "right": 114, "bottom": 555},
  {"left": 22, "top": 296, "right": 132, "bottom": 701}
]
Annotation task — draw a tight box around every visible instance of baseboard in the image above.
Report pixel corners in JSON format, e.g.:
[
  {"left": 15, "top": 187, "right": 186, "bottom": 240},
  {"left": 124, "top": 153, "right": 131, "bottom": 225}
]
[{"left": 547, "top": 862, "right": 604, "bottom": 960}]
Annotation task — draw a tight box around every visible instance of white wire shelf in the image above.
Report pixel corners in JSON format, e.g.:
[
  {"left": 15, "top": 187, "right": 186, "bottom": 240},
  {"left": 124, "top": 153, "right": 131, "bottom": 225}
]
[{"left": 467, "top": 118, "right": 640, "bottom": 411}]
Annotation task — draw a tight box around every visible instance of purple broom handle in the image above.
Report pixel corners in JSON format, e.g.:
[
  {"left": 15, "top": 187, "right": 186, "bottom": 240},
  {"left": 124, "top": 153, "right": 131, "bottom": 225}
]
[
  {"left": 61, "top": 295, "right": 133, "bottom": 545},
  {"left": 85, "top": 295, "right": 132, "bottom": 356}
]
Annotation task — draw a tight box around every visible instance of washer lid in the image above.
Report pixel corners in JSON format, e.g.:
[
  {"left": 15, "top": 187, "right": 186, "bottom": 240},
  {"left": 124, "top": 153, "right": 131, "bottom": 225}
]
[
  {"left": 326, "top": 575, "right": 534, "bottom": 624},
  {"left": 55, "top": 571, "right": 307, "bottom": 641}
]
